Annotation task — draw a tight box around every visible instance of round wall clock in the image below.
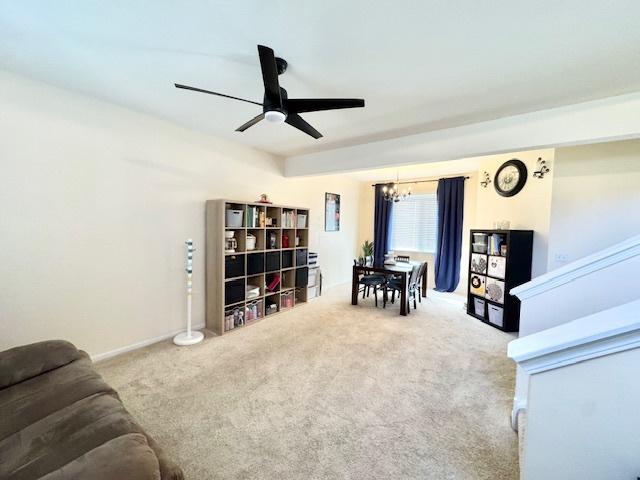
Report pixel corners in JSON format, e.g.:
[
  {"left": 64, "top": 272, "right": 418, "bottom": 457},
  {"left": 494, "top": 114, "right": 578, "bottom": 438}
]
[{"left": 494, "top": 159, "right": 527, "bottom": 197}]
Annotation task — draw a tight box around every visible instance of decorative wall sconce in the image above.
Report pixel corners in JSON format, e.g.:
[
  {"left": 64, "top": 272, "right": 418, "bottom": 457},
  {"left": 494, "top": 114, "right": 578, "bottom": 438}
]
[
  {"left": 480, "top": 171, "right": 492, "bottom": 188},
  {"left": 533, "top": 157, "right": 550, "bottom": 179}
]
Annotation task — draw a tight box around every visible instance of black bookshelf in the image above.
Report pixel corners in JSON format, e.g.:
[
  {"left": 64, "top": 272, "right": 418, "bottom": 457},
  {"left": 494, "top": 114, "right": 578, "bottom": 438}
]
[{"left": 466, "top": 229, "right": 533, "bottom": 332}]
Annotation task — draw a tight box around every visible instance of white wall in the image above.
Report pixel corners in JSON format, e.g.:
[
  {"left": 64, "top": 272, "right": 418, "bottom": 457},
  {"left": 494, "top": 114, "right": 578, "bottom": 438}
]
[
  {"left": 474, "top": 149, "right": 555, "bottom": 278},
  {"left": 0, "top": 70, "right": 361, "bottom": 357},
  {"left": 523, "top": 348, "right": 640, "bottom": 480},
  {"left": 547, "top": 139, "right": 640, "bottom": 270}
]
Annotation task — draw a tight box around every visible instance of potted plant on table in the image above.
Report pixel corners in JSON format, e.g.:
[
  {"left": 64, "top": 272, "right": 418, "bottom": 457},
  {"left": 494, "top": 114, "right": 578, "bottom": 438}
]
[{"left": 358, "top": 240, "right": 374, "bottom": 266}]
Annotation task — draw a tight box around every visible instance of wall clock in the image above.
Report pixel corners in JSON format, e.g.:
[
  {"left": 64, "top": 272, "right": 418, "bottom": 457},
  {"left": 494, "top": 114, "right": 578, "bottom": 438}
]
[{"left": 494, "top": 159, "right": 527, "bottom": 197}]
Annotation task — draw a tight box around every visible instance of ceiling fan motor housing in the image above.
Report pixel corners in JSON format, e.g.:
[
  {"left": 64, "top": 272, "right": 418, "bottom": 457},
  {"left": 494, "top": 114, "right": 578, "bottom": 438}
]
[{"left": 264, "top": 87, "right": 288, "bottom": 117}]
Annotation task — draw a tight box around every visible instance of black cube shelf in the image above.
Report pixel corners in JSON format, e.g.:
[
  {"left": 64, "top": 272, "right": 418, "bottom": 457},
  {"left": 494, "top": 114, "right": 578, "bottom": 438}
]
[{"left": 467, "top": 229, "right": 533, "bottom": 332}]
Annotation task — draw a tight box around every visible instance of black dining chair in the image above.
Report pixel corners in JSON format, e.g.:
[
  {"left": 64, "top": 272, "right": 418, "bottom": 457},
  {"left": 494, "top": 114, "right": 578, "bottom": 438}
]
[
  {"left": 354, "top": 259, "right": 385, "bottom": 307},
  {"left": 415, "top": 261, "right": 428, "bottom": 303},
  {"left": 384, "top": 263, "right": 423, "bottom": 312}
]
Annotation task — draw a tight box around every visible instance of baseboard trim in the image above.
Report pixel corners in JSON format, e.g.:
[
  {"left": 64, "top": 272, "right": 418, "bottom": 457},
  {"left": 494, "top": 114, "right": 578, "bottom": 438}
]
[{"left": 91, "top": 323, "right": 206, "bottom": 362}]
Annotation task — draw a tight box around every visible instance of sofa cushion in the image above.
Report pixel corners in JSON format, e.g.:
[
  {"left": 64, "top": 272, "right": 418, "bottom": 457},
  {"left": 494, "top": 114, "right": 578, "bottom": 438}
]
[
  {"left": 0, "top": 392, "right": 153, "bottom": 480},
  {"left": 0, "top": 354, "right": 115, "bottom": 441},
  {"left": 0, "top": 340, "right": 83, "bottom": 389},
  {"left": 38, "top": 433, "right": 161, "bottom": 480}
]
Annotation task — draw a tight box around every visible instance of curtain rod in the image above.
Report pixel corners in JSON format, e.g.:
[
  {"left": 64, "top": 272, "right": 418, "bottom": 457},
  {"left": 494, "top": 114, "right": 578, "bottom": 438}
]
[{"left": 370, "top": 175, "right": 470, "bottom": 187}]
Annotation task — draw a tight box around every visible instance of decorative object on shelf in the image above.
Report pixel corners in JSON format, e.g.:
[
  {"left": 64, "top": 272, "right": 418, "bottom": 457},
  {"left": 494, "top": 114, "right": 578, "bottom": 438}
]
[
  {"left": 295, "top": 235, "right": 300, "bottom": 247},
  {"left": 259, "top": 210, "right": 266, "bottom": 227},
  {"left": 532, "top": 157, "right": 550, "bottom": 179},
  {"left": 324, "top": 192, "right": 340, "bottom": 231},
  {"left": 268, "top": 232, "right": 277, "bottom": 249},
  {"left": 485, "top": 278, "right": 505, "bottom": 303},
  {"left": 175, "top": 45, "right": 364, "bottom": 139},
  {"left": 494, "top": 159, "right": 528, "bottom": 197},
  {"left": 382, "top": 171, "right": 412, "bottom": 202},
  {"left": 493, "top": 220, "right": 511, "bottom": 230},
  {"left": 256, "top": 193, "right": 273, "bottom": 204},
  {"left": 480, "top": 171, "right": 492, "bottom": 188},
  {"left": 173, "top": 239, "right": 204, "bottom": 346},
  {"left": 225, "top": 231, "right": 237, "bottom": 253},
  {"left": 266, "top": 274, "right": 281, "bottom": 292},
  {"left": 246, "top": 233, "right": 256, "bottom": 251},
  {"left": 471, "top": 254, "right": 488, "bottom": 274},
  {"left": 470, "top": 274, "right": 486, "bottom": 296},
  {"left": 282, "top": 232, "right": 290, "bottom": 248},
  {"left": 488, "top": 255, "right": 506, "bottom": 279}
]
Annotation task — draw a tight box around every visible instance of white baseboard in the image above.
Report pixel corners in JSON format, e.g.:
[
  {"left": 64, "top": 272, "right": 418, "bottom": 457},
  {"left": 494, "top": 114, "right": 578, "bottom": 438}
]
[{"left": 91, "top": 323, "right": 206, "bottom": 362}]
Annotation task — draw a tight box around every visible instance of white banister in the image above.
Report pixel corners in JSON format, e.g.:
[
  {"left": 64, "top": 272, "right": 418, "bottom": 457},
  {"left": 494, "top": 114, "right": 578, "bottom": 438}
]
[
  {"left": 508, "top": 299, "right": 640, "bottom": 374},
  {"left": 511, "top": 233, "right": 640, "bottom": 301}
]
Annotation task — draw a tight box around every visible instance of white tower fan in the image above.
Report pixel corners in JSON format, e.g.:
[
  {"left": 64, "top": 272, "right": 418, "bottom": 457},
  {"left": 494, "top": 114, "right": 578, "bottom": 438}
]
[{"left": 173, "top": 239, "right": 204, "bottom": 346}]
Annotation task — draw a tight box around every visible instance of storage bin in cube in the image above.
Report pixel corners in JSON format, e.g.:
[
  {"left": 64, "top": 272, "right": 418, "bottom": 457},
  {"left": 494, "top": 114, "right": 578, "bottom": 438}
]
[
  {"left": 226, "top": 209, "right": 244, "bottom": 227},
  {"left": 473, "top": 297, "right": 485, "bottom": 317},
  {"left": 488, "top": 304, "right": 504, "bottom": 327}
]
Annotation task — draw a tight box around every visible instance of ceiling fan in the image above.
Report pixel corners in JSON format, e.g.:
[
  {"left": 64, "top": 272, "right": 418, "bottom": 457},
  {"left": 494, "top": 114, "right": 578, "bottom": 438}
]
[{"left": 175, "top": 45, "right": 365, "bottom": 139}]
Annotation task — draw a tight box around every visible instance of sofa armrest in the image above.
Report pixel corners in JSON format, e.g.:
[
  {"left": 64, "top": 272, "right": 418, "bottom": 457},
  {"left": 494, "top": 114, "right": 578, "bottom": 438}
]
[
  {"left": 145, "top": 434, "right": 185, "bottom": 480},
  {"left": 0, "top": 340, "right": 84, "bottom": 389},
  {"left": 38, "top": 433, "right": 161, "bottom": 480}
]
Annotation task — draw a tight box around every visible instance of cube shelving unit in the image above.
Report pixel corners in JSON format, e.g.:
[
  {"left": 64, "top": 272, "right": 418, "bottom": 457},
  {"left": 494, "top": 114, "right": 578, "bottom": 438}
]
[
  {"left": 206, "top": 199, "right": 310, "bottom": 335},
  {"left": 466, "top": 229, "right": 533, "bottom": 332}
]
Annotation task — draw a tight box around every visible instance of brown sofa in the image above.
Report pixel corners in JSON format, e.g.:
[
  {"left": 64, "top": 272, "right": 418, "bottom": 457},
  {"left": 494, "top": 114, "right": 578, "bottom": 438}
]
[{"left": 0, "top": 340, "right": 183, "bottom": 480}]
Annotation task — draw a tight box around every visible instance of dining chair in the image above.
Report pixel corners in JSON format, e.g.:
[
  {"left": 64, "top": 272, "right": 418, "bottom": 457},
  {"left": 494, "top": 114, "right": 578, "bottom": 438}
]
[
  {"left": 384, "top": 264, "right": 421, "bottom": 312},
  {"left": 354, "top": 260, "right": 385, "bottom": 307},
  {"left": 415, "top": 261, "right": 428, "bottom": 302}
]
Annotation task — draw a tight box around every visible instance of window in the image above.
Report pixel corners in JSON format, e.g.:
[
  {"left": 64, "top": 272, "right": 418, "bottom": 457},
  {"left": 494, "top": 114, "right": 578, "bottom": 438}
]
[{"left": 389, "top": 193, "right": 438, "bottom": 253}]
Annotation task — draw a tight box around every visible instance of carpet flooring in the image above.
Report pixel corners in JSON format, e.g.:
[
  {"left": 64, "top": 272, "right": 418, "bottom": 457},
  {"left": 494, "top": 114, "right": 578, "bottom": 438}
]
[{"left": 96, "top": 286, "right": 519, "bottom": 480}]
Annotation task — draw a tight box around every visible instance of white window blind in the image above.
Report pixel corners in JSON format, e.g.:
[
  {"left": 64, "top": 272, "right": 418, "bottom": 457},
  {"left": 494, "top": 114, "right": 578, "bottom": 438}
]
[{"left": 390, "top": 193, "right": 438, "bottom": 253}]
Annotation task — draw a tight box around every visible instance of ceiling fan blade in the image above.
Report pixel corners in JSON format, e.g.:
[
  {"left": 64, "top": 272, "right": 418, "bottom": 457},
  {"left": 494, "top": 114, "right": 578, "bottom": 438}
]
[
  {"left": 257, "top": 45, "right": 282, "bottom": 109},
  {"left": 285, "top": 113, "right": 323, "bottom": 139},
  {"left": 235, "top": 113, "right": 265, "bottom": 132},
  {"left": 174, "top": 83, "right": 262, "bottom": 106},
  {"left": 287, "top": 98, "right": 365, "bottom": 113}
]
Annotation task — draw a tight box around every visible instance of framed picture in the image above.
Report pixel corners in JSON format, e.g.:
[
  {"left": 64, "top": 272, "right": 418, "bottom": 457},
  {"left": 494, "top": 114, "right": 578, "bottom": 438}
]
[{"left": 324, "top": 192, "right": 340, "bottom": 231}]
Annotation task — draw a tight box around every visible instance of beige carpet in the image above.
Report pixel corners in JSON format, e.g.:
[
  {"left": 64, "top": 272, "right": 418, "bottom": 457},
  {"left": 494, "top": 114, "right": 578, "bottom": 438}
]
[{"left": 96, "top": 286, "right": 519, "bottom": 480}]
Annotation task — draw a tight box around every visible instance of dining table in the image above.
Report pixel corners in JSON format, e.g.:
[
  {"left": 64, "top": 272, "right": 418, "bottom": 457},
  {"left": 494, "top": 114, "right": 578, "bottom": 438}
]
[{"left": 351, "top": 261, "right": 427, "bottom": 316}]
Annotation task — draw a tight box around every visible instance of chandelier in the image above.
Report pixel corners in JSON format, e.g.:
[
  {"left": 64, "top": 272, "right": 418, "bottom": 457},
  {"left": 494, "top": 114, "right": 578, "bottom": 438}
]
[{"left": 382, "top": 172, "right": 412, "bottom": 202}]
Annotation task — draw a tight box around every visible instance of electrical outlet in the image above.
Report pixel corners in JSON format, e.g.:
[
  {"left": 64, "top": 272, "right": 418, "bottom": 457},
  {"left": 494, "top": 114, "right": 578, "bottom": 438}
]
[{"left": 554, "top": 253, "right": 569, "bottom": 263}]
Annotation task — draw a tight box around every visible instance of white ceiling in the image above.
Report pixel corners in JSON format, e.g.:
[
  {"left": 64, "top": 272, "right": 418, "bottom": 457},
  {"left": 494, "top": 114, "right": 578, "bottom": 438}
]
[{"left": 1, "top": 1, "right": 640, "bottom": 157}]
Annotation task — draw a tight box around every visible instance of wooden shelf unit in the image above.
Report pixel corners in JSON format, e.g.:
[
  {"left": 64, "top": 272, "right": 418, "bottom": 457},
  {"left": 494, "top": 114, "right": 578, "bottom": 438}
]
[
  {"left": 466, "top": 229, "right": 533, "bottom": 332},
  {"left": 206, "top": 199, "right": 310, "bottom": 335}
]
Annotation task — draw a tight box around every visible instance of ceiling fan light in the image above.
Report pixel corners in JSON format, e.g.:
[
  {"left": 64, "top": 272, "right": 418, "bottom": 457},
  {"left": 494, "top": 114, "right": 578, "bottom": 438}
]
[{"left": 265, "top": 110, "right": 287, "bottom": 123}]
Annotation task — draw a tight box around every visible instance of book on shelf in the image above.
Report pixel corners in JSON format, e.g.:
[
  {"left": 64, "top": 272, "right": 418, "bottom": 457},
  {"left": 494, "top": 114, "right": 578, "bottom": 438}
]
[
  {"left": 281, "top": 210, "right": 296, "bottom": 229},
  {"left": 247, "top": 206, "right": 260, "bottom": 228}
]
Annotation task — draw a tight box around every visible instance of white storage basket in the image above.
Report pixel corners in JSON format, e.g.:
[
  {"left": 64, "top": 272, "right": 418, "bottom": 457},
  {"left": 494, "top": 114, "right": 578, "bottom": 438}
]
[{"left": 226, "top": 209, "right": 244, "bottom": 227}]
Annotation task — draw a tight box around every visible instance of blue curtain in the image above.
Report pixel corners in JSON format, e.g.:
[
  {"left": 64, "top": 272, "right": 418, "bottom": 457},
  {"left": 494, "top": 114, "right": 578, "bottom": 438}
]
[
  {"left": 373, "top": 184, "right": 393, "bottom": 266},
  {"left": 434, "top": 177, "right": 465, "bottom": 292}
]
